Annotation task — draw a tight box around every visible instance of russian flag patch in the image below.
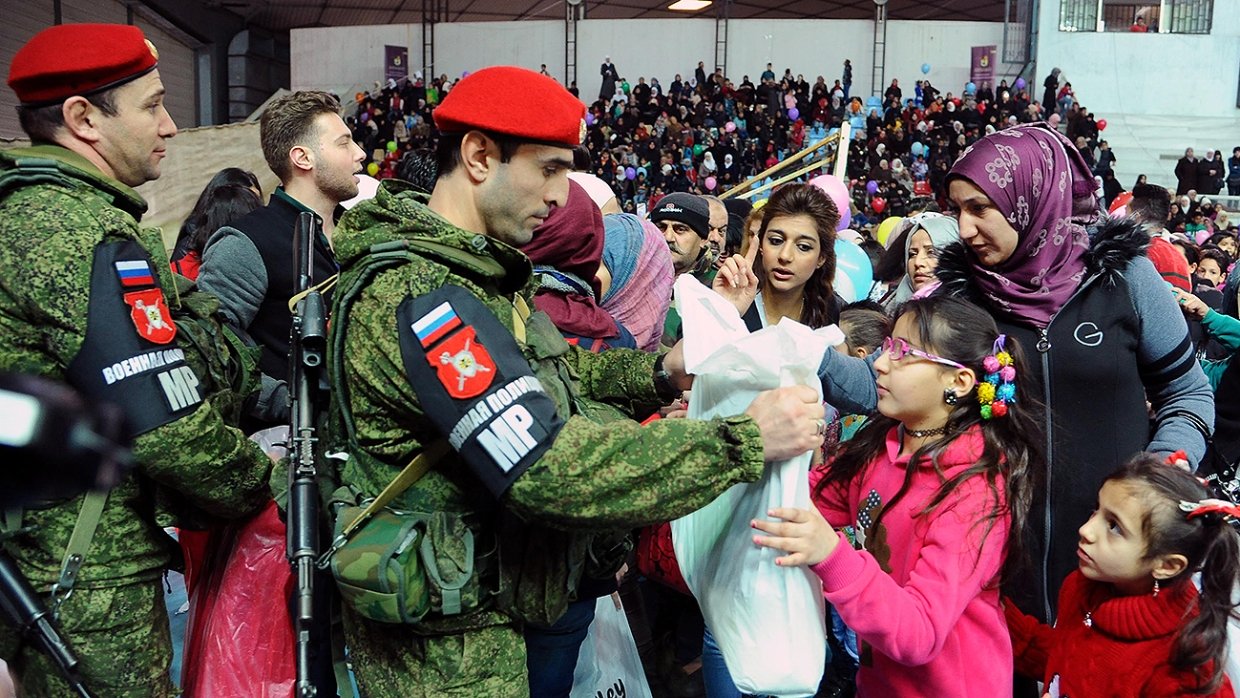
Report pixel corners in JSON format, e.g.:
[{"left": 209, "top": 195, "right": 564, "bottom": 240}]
[
  {"left": 412, "top": 301, "right": 462, "bottom": 348},
  {"left": 115, "top": 260, "right": 156, "bottom": 287}
]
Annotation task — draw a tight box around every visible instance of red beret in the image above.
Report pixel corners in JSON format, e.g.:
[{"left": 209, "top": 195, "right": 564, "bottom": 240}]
[
  {"left": 434, "top": 66, "right": 585, "bottom": 148},
  {"left": 8, "top": 24, "right": 159, "bottom": 107}
]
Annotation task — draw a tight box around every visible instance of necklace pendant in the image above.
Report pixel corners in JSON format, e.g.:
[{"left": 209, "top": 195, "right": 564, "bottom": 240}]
[{"left": 1083, "top": 611, "right": 1092, "bottom": 628}]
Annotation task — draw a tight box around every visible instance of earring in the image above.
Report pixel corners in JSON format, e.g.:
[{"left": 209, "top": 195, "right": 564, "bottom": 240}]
[
  {"left": 1153, "top": 579, "right": 1160, "bottom": 597},
  {"left": 943, "top": 388, "right": 959, "bottom": 406}
]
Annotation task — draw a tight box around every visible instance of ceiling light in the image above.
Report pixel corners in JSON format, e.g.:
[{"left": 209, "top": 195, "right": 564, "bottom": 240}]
[{"left": 669, "top": 0, "right": 713, "bottom": 11}]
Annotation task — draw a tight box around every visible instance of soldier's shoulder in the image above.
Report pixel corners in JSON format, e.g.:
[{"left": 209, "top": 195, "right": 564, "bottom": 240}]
[{"left": 0, "top": 177, "right": 116, "bottom": 239}]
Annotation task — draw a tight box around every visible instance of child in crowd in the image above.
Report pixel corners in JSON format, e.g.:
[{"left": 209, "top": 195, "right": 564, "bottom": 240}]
[
  {"left": 1197, "top": 246, "right": 1229, "bottom": 291},
  {"left": 821, "top": 302, "right": 893, "bottom": 698},
  {"left": 1004, "top": 455, "right": 1238, "bottom": 697},
  {"left": 752, "top": 296, "right": 1043, "bottom": 697}
]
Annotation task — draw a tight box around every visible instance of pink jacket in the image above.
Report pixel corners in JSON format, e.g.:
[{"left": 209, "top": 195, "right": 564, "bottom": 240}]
[{"left": 810, "top": 426, "right": 1012, "bottom": 698}]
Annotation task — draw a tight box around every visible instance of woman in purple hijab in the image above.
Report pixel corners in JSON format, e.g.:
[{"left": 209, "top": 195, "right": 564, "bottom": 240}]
[{"left": 814, "top": 123, "right": 1212, "bottom": 640}]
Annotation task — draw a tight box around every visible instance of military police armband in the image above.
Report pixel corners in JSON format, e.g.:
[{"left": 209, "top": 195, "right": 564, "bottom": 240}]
[
  {"left": 65, "top": 240, "right": 204, "bottom": 437},
  {"left": 397, "top": 285, "right": 564, "bottom": 499}
]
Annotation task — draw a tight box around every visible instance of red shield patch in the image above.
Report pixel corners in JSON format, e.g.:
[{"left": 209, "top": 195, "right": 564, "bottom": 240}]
[
  {"left": 123, "top": 289, "right": 178, "bottom": 345},
  {"left": 428, "top": 326, "right": 495, "bottom": 399}
]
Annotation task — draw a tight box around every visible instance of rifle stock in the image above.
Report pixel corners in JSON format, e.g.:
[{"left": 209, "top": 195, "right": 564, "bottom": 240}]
[{"left": 289, "top": 212, "right": 324, "bottom": 697}]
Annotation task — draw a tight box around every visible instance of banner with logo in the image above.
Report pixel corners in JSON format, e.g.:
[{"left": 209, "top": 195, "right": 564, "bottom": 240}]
[
  {"left": 970, "top": 45, "right": 996, "bottom": 88},
  {"left": 384, "top": 45, "right": 409, "bottom": 83}
]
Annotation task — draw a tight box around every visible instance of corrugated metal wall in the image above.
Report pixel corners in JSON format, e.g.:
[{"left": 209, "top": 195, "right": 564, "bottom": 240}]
[{"left": 0, "top": 0, "right": 198, "bottom": 140}]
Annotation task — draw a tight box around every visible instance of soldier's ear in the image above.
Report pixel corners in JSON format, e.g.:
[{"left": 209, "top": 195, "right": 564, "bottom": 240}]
[
  {"left": 61, "top": 96, "right": 102, "bottom": 143},
  {"left": 460, "top": 130, "right": 494, "bottom": 184}
]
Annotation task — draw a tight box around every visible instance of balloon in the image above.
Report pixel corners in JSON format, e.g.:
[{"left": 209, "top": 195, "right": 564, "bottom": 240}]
[
  {"left": 866, "top": 180, "right": 879, "bottom": 195},
  {"left": 359, "top": 112, "right": 369, "bottom": 123},
  {"left": 1097, "top": 119, "right": 1108, "bottom": 131},
  {"left": 386, "top": 141, "right": 397, "bottom": 153},
  {"left": 625, "top": 167, "right": 636, "bottom": 181},
  {"left": 1108, "top": 191, "right": 1134, "bottom": 215},
  {"left": 866, "top": 96, "right": 882, "bottom": 109},
  {"left": 585, "top": 113, "right": 595, "bottom": 126},
  {"left": 876, "top": 216, "right": 904, "bottom": 247},
  {"left": 788, "top": 108, "right": 800, "bottom": 120},
  {"left": 910, "top": 142, "right": 925, "bottom": 157},
  {"left": 977, "top": 102, "right": 987, "bottom": 114},
  {"left": 366, "top": 162, "right": 379, "bottom": 176},
  {"left": 807, "top": 174, "right": 852, "bottom": 231},
  {"left": 921, "top": 63, "right": 931, "bottom": 74},
  {"left": 355, "top": 92, "right": 365, "bottom": 103},
  {"left": 871, "top": 196, "right": 887, "bottom": 214},
  {"left": 1014, "top": 77, "right": 1027, "bottom": 90},
  {"left": 704, "top": 176, "right": 717, "bottom": 191},
  {"left": 461, "top": 70, "right": 470, "bottom": 78},
  {"left": 725, "top": 121, "right": 736, "bottom": 133},
  {"left": 965, "top": 82, "right": 977, "bottom": 95},
  {"left": 834, "top": 238, "right": 874, "bottom": 304},
  {"left": 752, "top": 198, "right": 769, "bottom": 211},
  {"left": 833, "top": 271, "right": 856, "bottom": 304}
]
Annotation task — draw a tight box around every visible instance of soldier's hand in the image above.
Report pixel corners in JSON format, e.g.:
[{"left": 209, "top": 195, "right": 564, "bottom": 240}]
[{"left": 744, "top": 386, "right": 825, "bottom": 461}]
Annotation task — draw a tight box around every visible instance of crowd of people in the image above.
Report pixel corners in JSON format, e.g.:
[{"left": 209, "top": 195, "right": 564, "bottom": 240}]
[{"left": 5, "top": 20, "right": 1240, "bottom": 698}]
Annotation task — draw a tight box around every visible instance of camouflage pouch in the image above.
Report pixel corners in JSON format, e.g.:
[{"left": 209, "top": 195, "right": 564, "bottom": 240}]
[
  {"left": 327, "top": 497, "right": 488, "bottom": 626},
  {"left": 328, "top": 502, "right": 431, "bottom": 624}
]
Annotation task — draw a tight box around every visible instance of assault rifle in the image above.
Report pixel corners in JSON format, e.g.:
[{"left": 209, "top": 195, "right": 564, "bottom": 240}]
[
  {"left": 0, "top": 551, "right": 93, "bottom": 697},
  {"left": 288, "top": 211, "right": 327, "bottom": 697}
]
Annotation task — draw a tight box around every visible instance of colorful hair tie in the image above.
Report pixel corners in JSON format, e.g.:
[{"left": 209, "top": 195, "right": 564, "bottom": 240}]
[
  {"left": 978, "top": 334, "right": 1015, "bottom": 419},
  {"left": 1178, "top": 498, "right": 1240, "bottom": 522}
]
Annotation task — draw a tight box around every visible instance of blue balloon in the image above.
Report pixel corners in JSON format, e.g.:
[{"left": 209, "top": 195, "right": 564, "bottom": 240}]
[
  {"left": 834, "top": 238, "right": 874, "bottom": 304},
  {"left": 866, "top": 96, "right": 882, "bottom": 109},
  {"left": 965, "top": 82, "right": 977, "bottom": 95},
  {"left": 921, "top": 63, "right": 931, "bottom": 75},
  {"left": 911, "top": 142, "right": 925, "bottom": 157}
]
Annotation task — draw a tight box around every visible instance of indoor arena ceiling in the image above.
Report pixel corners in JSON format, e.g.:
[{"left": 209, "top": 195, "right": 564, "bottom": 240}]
[{"left": 210, "top": 0, "right": 1007, "bottom": 30}]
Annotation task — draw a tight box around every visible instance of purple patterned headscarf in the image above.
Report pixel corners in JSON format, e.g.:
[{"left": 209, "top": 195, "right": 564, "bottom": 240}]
[{"left": 946, "top": 122, "right": 1099, "bottom": 328}]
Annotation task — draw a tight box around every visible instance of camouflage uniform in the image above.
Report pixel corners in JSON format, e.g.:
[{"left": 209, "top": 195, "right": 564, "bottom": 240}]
[
  {"left": 0, "top": 145, "right": 274, "bottom": 697},
  {"left": 330, "top": 180, "right": 767, "bottom": 696}
]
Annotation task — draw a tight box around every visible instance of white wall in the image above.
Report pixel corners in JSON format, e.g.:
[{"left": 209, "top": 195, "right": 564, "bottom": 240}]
[
  {"left": 1034, "top": 0, "right": 1240, "bottom": 119},
  {"left": 290, "top": 18, "right": 1010, "bottom": 104},
  {"left": 290, "top": 24, "right": 422, "bottom": 96}
]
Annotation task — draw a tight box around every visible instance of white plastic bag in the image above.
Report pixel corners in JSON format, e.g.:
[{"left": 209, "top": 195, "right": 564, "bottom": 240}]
[
  {"left": 670, "top": 276, "right": 835, "bottom": 697},
  {"left": 570, "top": 593, "right": 654, "bottom": 698}
]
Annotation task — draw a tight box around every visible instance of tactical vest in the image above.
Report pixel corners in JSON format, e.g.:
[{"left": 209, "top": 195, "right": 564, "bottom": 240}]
[{"left": 326, "top": 238, "right": 629, "bottom": 634}]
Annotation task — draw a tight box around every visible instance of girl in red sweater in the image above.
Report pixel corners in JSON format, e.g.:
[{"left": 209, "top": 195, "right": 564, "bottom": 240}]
[
  {"left": 1005, "top": 454, "right": 1239, "bottom": 697},
  {"left": 752, "top": 296, "right": 1045, "bottom": 697}
]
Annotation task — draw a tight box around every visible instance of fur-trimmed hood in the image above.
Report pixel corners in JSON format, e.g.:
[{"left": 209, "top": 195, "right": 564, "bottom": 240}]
[{"left": 935, "top": 216, "right": 1150, "bottom": 304}]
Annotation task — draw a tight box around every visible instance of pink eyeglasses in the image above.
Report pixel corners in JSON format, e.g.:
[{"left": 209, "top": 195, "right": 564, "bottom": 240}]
[{"left": 881, "top": 337, "right": 967, "bottom": 369}]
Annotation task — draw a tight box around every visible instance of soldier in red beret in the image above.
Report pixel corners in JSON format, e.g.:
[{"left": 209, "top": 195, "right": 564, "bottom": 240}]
[
  {"left": 324, "top": 65, "right": 825, "bottom": 697},
  {"left": 0, "top": 24, "right": 275, "bottom": 697}
]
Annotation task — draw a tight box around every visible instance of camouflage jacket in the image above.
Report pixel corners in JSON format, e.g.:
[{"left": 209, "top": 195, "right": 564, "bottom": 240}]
[
  {"left": 330, "top": 180, "right": 765, "bottom": 628},
  {"left": 0, "top": 145, "right": 273, "bottom": 587}
]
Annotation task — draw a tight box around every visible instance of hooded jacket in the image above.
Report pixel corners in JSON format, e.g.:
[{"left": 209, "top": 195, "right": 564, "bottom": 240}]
[{"left": 934, "top": 217, "right": 1212, "bottom": 622}]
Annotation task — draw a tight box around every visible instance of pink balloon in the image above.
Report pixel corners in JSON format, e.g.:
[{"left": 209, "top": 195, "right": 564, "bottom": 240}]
[
  {"left": 725, "top": 121, "right": 736, "bottom": 133},
  {"left": 705, "top": 176, "right": 717, "bottom": 191},
  {"left": 808, "top": 174, "right": 852, "bottom": 231}
]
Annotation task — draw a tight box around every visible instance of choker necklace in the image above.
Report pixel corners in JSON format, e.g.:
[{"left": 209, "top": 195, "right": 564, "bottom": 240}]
[{"left": 906, "top": 425, "right": 949, "bottom": 438}]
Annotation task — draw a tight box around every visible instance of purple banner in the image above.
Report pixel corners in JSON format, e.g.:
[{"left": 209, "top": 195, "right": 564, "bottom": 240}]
[
  {"left": 970, "top": 45, "right": 996, "bottom": 88},
  {"left": 384, "top": 45, "right": 409, "bottom": 83}
]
